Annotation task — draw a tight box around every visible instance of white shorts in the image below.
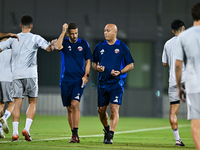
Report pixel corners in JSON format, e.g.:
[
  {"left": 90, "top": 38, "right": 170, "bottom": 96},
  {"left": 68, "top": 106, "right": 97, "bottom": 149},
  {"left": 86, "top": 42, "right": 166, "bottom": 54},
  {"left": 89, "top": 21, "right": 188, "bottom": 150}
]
[
  {"left": 187, "top": 93, "right": 200, "bottom": 120},
  {"left": 0, "top": 81, "right": 14, "bottom": 102},
  {"left": 13, "top": 78, "right": 38, "bottom": 98},
  {"left": 168, "top": 84, "right": 185, "bottom": 104}
]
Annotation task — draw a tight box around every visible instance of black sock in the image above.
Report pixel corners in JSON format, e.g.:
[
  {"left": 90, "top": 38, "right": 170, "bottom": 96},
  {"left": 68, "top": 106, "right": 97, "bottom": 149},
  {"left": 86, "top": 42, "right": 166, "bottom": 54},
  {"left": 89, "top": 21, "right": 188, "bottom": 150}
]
[
  {"left": 71, "top": 130, "right": 73, "bottom": 136},
  {"left": 104, "top": 125, "right": 110, "bottom": 133},
  {"left": 110, "top": 131, "right": 114, "bottom": 137},
  {"left": 73, "top": 128, "right": 78, "bottom": 136}
]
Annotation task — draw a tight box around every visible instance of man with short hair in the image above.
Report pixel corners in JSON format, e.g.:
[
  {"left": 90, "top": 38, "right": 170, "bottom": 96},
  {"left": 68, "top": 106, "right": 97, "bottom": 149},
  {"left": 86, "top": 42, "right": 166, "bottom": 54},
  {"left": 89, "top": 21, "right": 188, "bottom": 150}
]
[
  {"left": 175, "top": 3, "right": 200, "bottom": 150},
  {"left": 0, "top": 15, "right": 56, "bottom": 142},
  {"left": 162, "top": 19, "right": 185, "bottom": 146},
  {"left": 92, "top": 24, "right": 134, "bottom": 144},
  {"left": 0, "top": 37, "right": 14, "bottom": 138},
  {"left": 55, "top": 22, "right": 92, "bottom": 143}
]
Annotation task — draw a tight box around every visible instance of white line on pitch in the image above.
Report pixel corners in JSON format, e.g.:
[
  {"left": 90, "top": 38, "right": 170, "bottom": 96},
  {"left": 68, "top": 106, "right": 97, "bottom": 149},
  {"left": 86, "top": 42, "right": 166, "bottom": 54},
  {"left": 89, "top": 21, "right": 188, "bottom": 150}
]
[{"left": 0, "top": 124, "right": 190, "bottom": 143}]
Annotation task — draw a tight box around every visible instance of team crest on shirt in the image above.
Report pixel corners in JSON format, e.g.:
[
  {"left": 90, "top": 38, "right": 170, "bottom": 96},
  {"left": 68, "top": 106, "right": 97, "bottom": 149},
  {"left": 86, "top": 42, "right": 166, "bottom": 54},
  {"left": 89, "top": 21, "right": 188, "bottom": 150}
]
[
  {"left": 100, "top": 49, "right": 105, "bottom": 55},
  {"left": 114, "top": 49, "right": 120, "bottom": 53},
  {"left": 78, "top": 46, "right": 83, "bottom": 51}
]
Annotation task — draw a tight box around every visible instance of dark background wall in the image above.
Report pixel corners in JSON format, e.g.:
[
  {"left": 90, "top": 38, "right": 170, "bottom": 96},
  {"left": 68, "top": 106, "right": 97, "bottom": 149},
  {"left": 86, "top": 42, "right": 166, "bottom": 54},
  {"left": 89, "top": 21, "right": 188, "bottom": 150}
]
[
  {"left": 1, "top": 0, "right": 197, "bottom": 40},
  {"left": 0, "top": 0, "right": 198, "bottom": 117}
]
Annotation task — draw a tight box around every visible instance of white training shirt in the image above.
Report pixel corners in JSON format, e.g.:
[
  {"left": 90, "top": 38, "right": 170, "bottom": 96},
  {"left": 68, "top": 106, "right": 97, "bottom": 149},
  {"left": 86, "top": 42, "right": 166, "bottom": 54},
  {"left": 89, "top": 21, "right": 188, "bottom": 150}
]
[
  {"left": 176, "top": 26, "right": 200, "bottom": 94},
  {"left": 0, "top": 32, "right": 50, "bottom": 80},
  {"left": 162, "top": 36, "right": 185, "bottom": 87},
  {"left": 0, "top": 41, "right": 12, "bottom": 82}
]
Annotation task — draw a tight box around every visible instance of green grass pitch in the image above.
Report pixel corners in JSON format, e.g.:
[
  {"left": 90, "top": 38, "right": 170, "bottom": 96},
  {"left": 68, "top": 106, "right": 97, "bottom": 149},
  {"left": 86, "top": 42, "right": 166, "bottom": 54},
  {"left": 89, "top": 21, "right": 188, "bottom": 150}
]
[{"left": 0, "top": 114, "right": 195, "bottom": 150}]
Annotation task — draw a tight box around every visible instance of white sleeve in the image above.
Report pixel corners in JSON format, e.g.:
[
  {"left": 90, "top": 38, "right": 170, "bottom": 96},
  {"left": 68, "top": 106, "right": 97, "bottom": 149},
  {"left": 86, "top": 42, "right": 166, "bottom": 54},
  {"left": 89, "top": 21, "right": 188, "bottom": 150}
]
[
  {"left": 32, "top": 35, "right": 50, "bottom": 50},
  {"left": 0, "top": 38, "right": 13, "bottom": 51},
  {"left": 162, "top": 44, "right": 168, "bottom": 63},
  {"left": 175, "top": 36, "right": 184, "bottom": 61}
]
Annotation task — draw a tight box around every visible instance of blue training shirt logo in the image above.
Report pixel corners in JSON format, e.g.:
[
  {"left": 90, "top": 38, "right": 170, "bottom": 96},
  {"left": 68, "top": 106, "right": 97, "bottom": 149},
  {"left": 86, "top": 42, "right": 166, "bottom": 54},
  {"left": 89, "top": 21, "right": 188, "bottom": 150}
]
[
  {"left": 68, "top": 46, "right": 71, "bottom": 51},
  {"left": 100, "top": 49, "right": 105, "bottom": 55}
]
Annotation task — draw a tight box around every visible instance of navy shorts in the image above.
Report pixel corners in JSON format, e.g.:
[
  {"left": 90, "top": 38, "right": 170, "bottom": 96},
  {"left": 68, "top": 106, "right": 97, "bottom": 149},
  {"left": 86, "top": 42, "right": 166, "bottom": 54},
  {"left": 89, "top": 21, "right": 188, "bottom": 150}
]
[
  {"left": 98, "top": 79, "right": 125, "bottom": 107},
  {"left": 60, "top": 80, "right": 84, "bottom": 107}
]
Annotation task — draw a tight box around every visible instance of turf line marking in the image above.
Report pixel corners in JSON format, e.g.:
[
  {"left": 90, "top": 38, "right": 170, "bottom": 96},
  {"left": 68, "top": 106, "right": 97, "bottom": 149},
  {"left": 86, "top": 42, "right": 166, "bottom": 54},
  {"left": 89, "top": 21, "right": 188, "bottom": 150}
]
[
  {"left": 114, "top": 124, "right": 189, "bottom": 135},
  {"left": 0, "top": 124, "right": 190, "bottom": 143}
]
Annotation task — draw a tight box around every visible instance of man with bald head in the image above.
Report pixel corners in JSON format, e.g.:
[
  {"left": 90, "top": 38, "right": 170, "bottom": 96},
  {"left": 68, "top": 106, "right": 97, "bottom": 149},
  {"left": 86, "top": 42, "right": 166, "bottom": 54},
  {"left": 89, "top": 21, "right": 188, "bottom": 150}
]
[{"left": 92, "top": 24, "right": 134, "bottom": 144}]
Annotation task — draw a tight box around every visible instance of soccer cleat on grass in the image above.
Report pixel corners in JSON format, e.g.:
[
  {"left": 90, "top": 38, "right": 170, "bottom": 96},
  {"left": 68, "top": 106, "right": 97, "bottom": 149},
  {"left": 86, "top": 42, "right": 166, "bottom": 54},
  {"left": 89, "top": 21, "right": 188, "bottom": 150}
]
[
  {"left": 105, "top": 132, "right": 113, "bottom": 144},
  {"left": 69, "top": 135, "right": 80, "bottom": 143},
  {"left": 0, "top": 130, "right": 5, "bottom": 138},
  {"left": 12, "top": 134, "right": 19, "bottom": 142},
  {"left": 0, "top": 117, "right": 9, "bottom": 134},
  {"left": 175, "top": 140, "right": 185, "bottom": 146},
  {"left": 103, "top": 129, "right": 107, "bottom": 143},
  {"left": 22, "top": 129, "right": 32, "bottom": 141}
]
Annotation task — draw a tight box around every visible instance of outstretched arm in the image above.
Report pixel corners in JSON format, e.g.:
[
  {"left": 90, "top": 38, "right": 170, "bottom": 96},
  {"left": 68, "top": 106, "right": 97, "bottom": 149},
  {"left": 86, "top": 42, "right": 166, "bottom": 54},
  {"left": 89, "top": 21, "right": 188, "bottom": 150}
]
[
  {"left": 0, "top": 38, "right": 12, "bottom": 52},
  {"left": 111, "top": 63, "right": 134, "bottom": 76},
  {"left": 55, "top": 23, "right": 68, "bottom": 50},
  {"left": 46, "top": 39, "right": 58, "bottom": 52},
  {"left": 0, "top": 33, "right": 19, "bottom": 40}
]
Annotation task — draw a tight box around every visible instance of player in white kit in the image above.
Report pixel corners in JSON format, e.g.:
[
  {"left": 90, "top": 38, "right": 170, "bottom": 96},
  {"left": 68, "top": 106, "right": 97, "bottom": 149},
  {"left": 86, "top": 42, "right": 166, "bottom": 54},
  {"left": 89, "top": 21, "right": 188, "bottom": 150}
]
[
  {"left": 162, "top": 19, "right": 185, "bottom": 146},
  {"left": 175, "top": 3, "right": 200, "bottom": 150},
  {"left": 0, "top": 15, "right": 57, "bottom": 141},
  {"left": 0, "top": 37, "right": 14, "bottom": 138}
]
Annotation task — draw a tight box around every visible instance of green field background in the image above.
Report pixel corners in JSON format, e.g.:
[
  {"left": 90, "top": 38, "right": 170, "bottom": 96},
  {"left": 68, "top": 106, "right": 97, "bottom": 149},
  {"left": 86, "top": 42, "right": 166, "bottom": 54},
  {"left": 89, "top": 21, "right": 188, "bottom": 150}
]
[{"left": 0, "top": 115, "right": 195, "bottom": 150}]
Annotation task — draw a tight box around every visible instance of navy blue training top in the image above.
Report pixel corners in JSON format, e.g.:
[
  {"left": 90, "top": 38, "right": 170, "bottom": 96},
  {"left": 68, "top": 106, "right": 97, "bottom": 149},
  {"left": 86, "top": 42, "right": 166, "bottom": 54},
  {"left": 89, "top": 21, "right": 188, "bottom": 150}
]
[
  {"left": 92, "top": 39, "right": 134, "bottom": 85},
  {"left": 60, "top": 38, "right": 92, "bottom": 83}
]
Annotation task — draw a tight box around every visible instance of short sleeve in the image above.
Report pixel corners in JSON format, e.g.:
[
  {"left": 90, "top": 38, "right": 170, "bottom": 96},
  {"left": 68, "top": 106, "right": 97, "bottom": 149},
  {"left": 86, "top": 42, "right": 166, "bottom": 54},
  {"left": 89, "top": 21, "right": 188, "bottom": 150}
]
[
  {"left": 84, "top": 41, "right": 92, "bottom": 60},
  {"left": 175, "top": 36, "right": 184, "bottom": 61},
  {"left": 123, "top": 43, "right": 134, "bottom": 65},
  {"left": 92, "top": 45, "right": 99, "bottom": 62},
  {"left": 162, "top": 44, "right": 168, "bottom": 63},
  {"left": 0, "top": 38, "right": 14, "bottom": 51},
  {"left": 32, "top": 35, "right": 50, "bottom": 50},
  {"left": 62, "top": 38, "right": 66, "bottom": 48}
]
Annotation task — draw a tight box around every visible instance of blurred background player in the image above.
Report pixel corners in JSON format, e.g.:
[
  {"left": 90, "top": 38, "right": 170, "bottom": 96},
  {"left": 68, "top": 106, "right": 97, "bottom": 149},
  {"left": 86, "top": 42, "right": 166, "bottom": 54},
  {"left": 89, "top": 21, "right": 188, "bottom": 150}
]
[
  {"left": 92, "top": 24, "right": 134, "bottom": 144},
  {"left": 0, "top": 37, "right": 14, "bottom": 138},
  {"left": 162, "top": 19, "right": 185, "bottom": 146},
  {"left": 175, "top": 3, "right": 200, "bottom": 150},
  {"left": 0, "top": 15, "right": 56, "bottom": 141},
  {"left": 55, "top": 23, "right": 92, "bottom": 143}
]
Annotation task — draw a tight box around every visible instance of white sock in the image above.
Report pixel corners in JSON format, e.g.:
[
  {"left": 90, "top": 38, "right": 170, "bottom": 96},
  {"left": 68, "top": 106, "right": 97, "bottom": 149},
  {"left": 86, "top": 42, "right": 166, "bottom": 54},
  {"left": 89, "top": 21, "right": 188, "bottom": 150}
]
[
  {"left": 13, "top": 122, "right": 19, "bottom": 135},
  {"left": 0, "top": 122, "right": 2, "bottom": 131},
  {"left": 3, "top": 110, "right": 11, "bottom": 120},
  {"left": 24, "top": 118, "right": 33, "bottom": 133},
  {"left": 173, "top": 129, "right": 181, "bottom": 141}
]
